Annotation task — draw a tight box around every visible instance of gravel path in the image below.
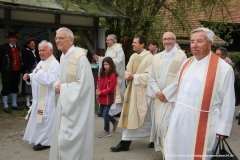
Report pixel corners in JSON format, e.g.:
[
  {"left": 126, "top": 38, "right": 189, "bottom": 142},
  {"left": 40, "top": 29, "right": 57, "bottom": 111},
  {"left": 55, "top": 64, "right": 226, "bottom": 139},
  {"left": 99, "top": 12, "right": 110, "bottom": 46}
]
[{"left": 1, "top": 106, "right": 240, "bottom": 160}]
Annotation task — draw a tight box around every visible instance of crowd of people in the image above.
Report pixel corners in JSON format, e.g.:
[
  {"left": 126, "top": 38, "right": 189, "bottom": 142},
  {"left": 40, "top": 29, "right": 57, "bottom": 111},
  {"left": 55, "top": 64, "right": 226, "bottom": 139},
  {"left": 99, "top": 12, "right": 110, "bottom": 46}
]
[{"left": 0, "top": 27, "right": 237, "bottom": 160}]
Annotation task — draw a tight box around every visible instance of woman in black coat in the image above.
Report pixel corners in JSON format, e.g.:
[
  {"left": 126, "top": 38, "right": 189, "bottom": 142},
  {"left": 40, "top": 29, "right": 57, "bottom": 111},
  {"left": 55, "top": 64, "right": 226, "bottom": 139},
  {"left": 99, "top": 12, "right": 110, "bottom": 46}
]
[{"left": 21, "top": 37, "right": 40, "bottom": 109}]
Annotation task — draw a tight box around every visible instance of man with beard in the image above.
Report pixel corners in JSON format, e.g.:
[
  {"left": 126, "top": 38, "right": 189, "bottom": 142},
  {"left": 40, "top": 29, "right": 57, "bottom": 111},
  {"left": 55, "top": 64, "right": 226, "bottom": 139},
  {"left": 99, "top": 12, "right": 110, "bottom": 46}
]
[{"left": 146, "top": 32, "right": 187, "bottom": 153}]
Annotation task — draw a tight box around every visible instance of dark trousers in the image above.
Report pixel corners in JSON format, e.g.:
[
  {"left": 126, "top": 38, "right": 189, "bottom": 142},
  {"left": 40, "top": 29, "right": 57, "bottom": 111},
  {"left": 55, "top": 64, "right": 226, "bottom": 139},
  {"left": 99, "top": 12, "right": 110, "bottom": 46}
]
[{"left": 1, "top": 70, "right": 20, "bottom": 96}]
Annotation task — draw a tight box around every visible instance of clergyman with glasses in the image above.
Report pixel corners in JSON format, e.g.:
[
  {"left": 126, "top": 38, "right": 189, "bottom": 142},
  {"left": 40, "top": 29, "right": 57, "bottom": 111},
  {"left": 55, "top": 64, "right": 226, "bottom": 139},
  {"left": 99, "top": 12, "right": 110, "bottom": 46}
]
[
  {"left": 146, "top": 32, "right": 187, "bottom": 154},
  {"left": 49, "top": 27, "right": 95, "bottom": 160}
]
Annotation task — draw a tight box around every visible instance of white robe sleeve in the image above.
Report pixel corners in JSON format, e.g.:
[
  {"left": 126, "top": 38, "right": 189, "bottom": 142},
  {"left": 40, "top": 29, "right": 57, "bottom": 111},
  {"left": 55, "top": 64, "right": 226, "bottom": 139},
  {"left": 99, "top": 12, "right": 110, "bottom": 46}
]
[
  {"left": 35, "top": 61, "right": 60, "bottom": 87},
  {"left": 147, "top": 65, "right": 161, "bottom": 97},
  {"left": 133, "top": 74, "right": 140, "bottom": 84},
  {"left": 216, "top": 65, "right": 235, "bottom": 136}
]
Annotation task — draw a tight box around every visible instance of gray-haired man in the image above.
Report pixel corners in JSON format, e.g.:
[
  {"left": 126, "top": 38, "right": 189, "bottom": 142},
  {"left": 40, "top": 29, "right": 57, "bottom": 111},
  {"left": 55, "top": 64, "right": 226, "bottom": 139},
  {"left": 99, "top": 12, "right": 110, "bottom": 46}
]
[{"left": 93, "top": 34, "right": 125, "bottom": 118}]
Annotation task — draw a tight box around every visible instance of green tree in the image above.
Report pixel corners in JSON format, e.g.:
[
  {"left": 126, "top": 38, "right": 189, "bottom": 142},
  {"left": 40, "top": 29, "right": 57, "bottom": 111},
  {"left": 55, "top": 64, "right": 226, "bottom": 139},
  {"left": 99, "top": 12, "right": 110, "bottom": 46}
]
[{"left": 101, "top": 0, "right": 237, "bottom": 56}]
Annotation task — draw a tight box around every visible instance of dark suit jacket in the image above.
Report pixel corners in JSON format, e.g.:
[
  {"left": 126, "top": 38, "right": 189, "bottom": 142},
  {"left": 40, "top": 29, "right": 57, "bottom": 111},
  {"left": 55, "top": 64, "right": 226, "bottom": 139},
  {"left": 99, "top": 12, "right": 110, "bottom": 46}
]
[
  {"left": 22, "top": 48, "right": 40, "bottom": 73},
  {"left": 0, "top": 43, "right": 21, "bottom": 73}
]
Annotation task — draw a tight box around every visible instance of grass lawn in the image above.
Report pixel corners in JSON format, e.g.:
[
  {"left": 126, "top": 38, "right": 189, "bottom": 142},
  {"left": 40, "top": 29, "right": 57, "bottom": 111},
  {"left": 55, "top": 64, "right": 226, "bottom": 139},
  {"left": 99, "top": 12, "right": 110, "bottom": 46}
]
[{"left": 0, "top": 102, "right": 27, "bottom": 118}]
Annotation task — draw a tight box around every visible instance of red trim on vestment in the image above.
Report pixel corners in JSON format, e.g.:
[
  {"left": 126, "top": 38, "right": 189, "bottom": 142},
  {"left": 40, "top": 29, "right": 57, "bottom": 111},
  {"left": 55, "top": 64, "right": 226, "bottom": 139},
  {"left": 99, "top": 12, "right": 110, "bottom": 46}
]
[{"left": 194, "top": 53, "right": 219, "bottom": 159}]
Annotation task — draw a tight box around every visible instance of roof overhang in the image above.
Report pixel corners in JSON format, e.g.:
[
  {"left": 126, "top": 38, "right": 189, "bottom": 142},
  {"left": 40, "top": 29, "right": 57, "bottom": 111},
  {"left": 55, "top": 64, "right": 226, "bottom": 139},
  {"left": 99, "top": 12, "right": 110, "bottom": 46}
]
[{"left": 0, "top": 0, "right": 129, "bottom": 19}]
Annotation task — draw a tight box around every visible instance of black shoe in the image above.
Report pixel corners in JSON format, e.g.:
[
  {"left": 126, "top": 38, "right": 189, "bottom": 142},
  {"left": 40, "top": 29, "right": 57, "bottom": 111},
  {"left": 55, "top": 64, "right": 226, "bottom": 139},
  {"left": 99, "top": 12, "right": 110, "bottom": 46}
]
[
  {"left": 97, "top": 113, "right": 103, "bottom": 117},
  {"left": 26, "top": 105, "right": 31, "bottom": 110},
  {"left": 114, "top": 112, "right": 121, "bottom": 117},
  {"left": 33, "top": 144, "right": 50, "bottom": 151},
  {"left": 11, "top": 106, "right": 24, "bottom": 110},
  {"left": 110, "top": 145, "right": 129, "bottom": 152},
  {"left": 3, "top": 107, "right": 12, "bottom": 114},
  {"left": 148, "top": 142, "right": 154, "bottom": 148}
]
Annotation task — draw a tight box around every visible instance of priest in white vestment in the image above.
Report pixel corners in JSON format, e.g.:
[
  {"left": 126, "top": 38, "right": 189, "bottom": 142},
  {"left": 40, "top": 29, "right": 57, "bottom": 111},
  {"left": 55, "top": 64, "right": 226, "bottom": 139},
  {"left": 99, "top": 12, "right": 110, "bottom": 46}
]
[
  {"left": 93, "top": 34, "right": 125, "bottom": 116},
  {"left": 146, "top": 32, "right": 187, "bottom": 153},
  {"left": 23, "top": 40, "right": 59, "bottom": 151},
  {"left": 49, "top": 27, "right": 94, "bottom": 160},
  {"left": 165, "top": 28, "right": 235, "bottom": 160},
  {"left": 110, "top": 35, "right": 153, "bottom": 152}
]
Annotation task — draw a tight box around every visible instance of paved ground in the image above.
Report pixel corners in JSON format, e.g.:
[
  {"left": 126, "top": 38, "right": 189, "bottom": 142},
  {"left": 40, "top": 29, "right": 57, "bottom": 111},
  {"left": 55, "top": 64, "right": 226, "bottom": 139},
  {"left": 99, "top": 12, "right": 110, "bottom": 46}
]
[{"left": 0, "top": 106, "right": 239, "bottom": 160}]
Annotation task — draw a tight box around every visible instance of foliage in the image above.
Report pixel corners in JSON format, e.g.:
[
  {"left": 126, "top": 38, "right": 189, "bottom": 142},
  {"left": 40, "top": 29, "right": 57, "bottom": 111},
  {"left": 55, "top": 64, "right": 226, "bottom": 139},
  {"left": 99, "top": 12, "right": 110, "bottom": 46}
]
[
  {"left": 73, "top": 32, "right": 94, "bottom": 62},
  {"left": 228, "top": 53, "right": 240, "bottom": 70},
  {"left": 101, "top": 0, "right": 236, "bottom": 56}
]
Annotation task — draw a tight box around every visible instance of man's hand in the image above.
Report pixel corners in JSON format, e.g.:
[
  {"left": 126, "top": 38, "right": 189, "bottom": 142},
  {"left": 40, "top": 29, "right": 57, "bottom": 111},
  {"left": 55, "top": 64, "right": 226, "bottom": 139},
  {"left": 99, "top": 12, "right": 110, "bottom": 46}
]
[
  {"left": 93, "top": 54, "right": 99, "bottom": 61},
  {"left": 55, "top": 82, "right": 62, "bottom": 94},
  {"left": 23, "top": 74, "right": 30, "bottom": 81},
  {"left": 35, "top": 66, "right": 42, "bottom": 73},
  {"left": 156, "top": 91, "right": 167, "bottom": 102},
  {"left": 125, "top": 73, "right": 134, "bottom": 81},
  {"left": 216, "top": 134, "right": 227, "bottom": 140}
]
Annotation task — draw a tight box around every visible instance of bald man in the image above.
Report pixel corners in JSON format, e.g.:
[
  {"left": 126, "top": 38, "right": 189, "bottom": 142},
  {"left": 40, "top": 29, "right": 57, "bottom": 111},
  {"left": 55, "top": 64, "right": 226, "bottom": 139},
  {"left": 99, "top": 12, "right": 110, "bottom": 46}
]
[{"left": 146, "top": 32, "right": 187, "bottom": 153}]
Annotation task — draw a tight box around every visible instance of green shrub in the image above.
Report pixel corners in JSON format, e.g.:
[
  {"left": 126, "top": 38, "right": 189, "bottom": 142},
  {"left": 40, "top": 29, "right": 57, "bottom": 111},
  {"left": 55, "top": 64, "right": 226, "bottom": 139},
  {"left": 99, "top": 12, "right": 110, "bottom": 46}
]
[{"left": 228, "top": 53, "right": 240, "bottom": 70}]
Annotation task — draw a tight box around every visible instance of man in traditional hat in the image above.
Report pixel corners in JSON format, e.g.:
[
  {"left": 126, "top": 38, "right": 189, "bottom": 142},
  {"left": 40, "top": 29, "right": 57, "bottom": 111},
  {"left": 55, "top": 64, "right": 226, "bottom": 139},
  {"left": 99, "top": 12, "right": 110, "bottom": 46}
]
[{"left": 0, "top": 31, "right": 23, "bottom": 113}]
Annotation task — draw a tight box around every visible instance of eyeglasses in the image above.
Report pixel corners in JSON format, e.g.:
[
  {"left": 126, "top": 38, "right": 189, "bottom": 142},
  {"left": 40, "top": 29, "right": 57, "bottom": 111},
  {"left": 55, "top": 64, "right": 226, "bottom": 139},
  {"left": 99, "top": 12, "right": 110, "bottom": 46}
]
[
  {"left": 55, "top": 37, "right": 71, "bottom": 41},
  {"left": 162, "top": 38, "right": 175, "bottom": 41}
]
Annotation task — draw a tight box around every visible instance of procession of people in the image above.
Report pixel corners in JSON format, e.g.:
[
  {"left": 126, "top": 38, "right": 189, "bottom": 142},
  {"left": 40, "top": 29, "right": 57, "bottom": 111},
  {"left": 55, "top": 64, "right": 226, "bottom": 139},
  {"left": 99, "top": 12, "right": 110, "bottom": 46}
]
[{"left": 0, "top": 27, "right": 237, "bottom": 160}]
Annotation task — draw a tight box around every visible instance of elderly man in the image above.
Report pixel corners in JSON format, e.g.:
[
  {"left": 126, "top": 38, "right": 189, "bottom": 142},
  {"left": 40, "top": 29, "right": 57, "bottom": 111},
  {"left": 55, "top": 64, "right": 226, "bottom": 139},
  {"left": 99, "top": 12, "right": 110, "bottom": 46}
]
[
  {"left": 49, "top": 27, "right": 94, "bottom": 160},
  {"left": 215, "top": 46, "right": 232, "bottom": 63},
  {"left": 148, "top": 39, "right": 161, "bottom": 55},
  {"left": 110, "top": 35, "right": 153, "bottom": 152},
  {"left": 164, "top": 28, "right": 235, "bottom": 160},
  {"left": 0, "top": 31, "right": 23, "bottom": 113},
  {"left": 23, "top": 40, "right": 59, "bottom": 151},
  {"left": 146, "top": 32, "right": 187, "bottom": 152},
  {"left": 93, "top": 34, "right": 125, "bottom": 117}
]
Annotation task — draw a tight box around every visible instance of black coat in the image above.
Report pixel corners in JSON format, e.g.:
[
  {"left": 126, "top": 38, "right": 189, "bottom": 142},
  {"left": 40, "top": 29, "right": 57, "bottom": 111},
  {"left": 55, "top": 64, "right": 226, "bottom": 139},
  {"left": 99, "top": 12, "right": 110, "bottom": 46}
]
[
  {"left": 0, "top": 43, "right": 22, "bottom": 73},
  {"left": 22, "top": 47, "right": 40, "bottom": 73}
]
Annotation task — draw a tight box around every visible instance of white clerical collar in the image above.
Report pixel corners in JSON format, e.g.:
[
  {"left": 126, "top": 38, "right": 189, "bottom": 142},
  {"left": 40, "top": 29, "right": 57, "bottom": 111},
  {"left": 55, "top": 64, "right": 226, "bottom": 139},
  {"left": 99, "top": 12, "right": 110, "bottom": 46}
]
[
  {"left": 137, "top": 49, "right": 146, "bottom": 56},
  {"left": 9, "top": 43, "right": 16, "bottom": 48},
  {"left": 164, "top": 46, "right": 178, "bottom": 55},
  {"left": 109, "top": 43, "right": 117, "bottom": 49},
  {"left": 62, "top": 45, "right": 75, "bottom": 59},
  {"left": 194, "top": 53, "right": 209, "bottom": 64}
]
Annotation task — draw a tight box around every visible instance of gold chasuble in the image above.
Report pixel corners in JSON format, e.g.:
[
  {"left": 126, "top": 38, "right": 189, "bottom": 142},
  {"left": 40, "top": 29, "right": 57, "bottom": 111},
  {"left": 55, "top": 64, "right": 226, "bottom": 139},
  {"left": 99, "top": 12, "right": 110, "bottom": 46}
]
[
  {"left": 119, "top": 52, "right": 151, "bottom": 129},
  {"left": 65, "top": 47, "right": 88, "bottom": 83},
  {"left": 36, "top": 55, "right": 56, "bottom": 123},
  {"left": 178, "top": 52, "right": 220, "bottom": 159}
]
